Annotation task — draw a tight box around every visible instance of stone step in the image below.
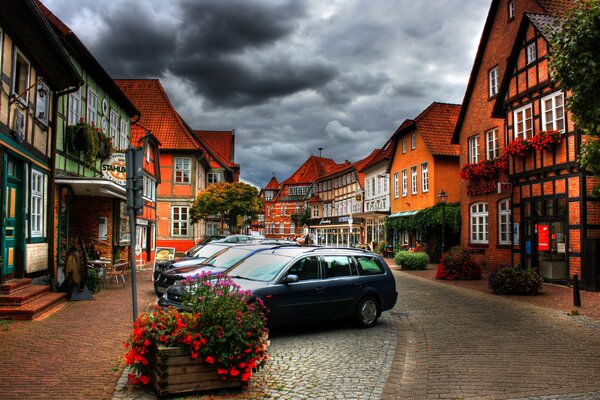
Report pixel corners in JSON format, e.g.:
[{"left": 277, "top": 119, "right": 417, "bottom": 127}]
[
  {"left": 0, "top": 285, "right": 50, "bottom": 306},
  {"left": 0, "top": 292, "right": 67, "bottom": 321},
  {"left": 0, "top": 278, "right": 33, "bottom": 294}
]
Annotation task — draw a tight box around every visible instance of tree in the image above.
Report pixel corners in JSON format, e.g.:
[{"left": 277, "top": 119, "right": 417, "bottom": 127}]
[
  {"left": 550, "top": 0, "right": 600, "bottom": 193},
  {"left": 190, "top": 182, "right": 261, "bottom": 232}
]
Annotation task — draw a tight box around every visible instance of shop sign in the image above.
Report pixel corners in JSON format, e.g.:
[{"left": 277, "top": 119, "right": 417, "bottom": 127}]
[
  {"left": 537, "top": 224, "right": 550, "bottom": 251},
  {"left": 319, "top": 219, "right": 332, "bottom": 225},
  {"left": 155, "top": 247, "right": 176, "bottom": 262},
  {"left": 101, "top": 153, "right": 127, "bottom": 186},
  {"left": 467, "top": 181, "right": 497, "bottom": 196}
]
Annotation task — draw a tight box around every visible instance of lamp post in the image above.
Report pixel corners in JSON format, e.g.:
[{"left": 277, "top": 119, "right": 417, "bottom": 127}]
[{"left": 437, "top": 189, "right": 448, "bottom": 257}]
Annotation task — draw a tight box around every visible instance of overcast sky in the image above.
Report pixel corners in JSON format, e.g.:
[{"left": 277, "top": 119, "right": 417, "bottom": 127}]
[{"left": 43, "top": 0, "right": 489, "bottom": 188}]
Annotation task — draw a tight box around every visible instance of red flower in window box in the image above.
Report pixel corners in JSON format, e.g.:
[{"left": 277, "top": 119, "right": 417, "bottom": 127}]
[
  {"left": 460, "top": 153, "right": 508, "bottom": 181},
  {"left": 530, "top": 130, "right": 563, "bottom": 150},
  {"left": 504, "top": 137, "right": 532, "bottom": 157}
]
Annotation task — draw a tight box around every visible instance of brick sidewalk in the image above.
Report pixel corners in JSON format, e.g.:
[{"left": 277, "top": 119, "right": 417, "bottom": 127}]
[
  {"left": 0, "top": 270, "right": 157, "bottom": 400},
  {"left": 386, "top": 260, "right": 600, "bottom": 322}
]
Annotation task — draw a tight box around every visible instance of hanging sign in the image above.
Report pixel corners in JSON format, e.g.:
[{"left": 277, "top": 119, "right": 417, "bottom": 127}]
[
  {"left": 537, "top": 224, "right": 550, "bottom": 251},
  {"left": 101, "top": 153, "right": 127, "bottom": 186}
]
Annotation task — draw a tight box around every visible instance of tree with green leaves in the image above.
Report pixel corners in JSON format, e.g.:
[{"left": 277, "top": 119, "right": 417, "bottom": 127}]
[
  {"left": 550, "top": 0, "right": 600, "bottom": 194},
  {"left": 190, "top": 182, "right": 261, "bottom": 232}
]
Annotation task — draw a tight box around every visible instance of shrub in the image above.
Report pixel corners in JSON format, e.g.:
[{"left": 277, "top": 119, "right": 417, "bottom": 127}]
[
  {"left": 488, "top": 264, "right": 543, "bottom": 295},
  {"left": 394, "top": 251, "right": 429, "bottom": 270},
  {"left": 85, "top": 267, "right": 101, "bottom": 294},
  {"left": 435, "top": 247, "right": 482, "bottom": 280}
]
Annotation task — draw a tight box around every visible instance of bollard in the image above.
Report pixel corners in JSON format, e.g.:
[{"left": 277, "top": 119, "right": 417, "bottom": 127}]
[{"left": 573, "top": 274, "right": 581, "bottom": 307}]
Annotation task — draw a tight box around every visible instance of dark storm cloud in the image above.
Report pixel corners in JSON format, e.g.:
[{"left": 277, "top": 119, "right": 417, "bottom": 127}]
[
  {"left": 318, "top": 72, "right": 390, "bottom": 105},
  {"left": 178, "top": 0, "right": 306, "bottom": 55}
]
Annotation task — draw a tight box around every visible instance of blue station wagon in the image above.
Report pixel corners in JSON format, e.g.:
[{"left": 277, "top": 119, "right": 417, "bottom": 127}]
[{"left": 159, "top": 247, "right": 398, "bottom": 328}]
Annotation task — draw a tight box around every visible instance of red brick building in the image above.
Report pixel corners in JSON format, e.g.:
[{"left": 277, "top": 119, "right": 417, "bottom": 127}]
[
  {"left": 452, "top": 0, "right": 572, "bottom": 270},
  {"left": 254, "top": 176, "right": 280, "bottom": 236},
  {"left": 492, "top": 11, "right": 599, "bottom": 283}
]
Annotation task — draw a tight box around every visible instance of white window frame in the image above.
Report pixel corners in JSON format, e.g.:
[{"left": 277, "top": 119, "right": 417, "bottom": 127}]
[
  {"left": 470, "top": 202, "right": 489, "bottom": 244},
  {"left": 171, "top": 206, "right": 189, "bottom": 237},
  {"left": 11, "top": 49, "right": 31, "bottom": 105},
  {"left": 489, "top": 66, "right": 499, "bottom": 97},
  {"left": 411, "top": 133, "right": 416, "bottom": 150},
  {"left": 514, "top": 104, "right": 533, "bottom": 139},
  {"left": 142, "top": 174, "right": 156, "bottom": 201},
  {"left": 486, "top": 128, "right": 499, "bottom": 160},
  {"left": 421, "top": 162, "right": 429, "bottom": 193},
  {"left": 402, "top": 138, "right": 407, "bottom": 154},
  {"left": 393, "top": 172, "right": 399, "bottom": 198},
  {"left": 86, "top": 87, "right": 98, "bottom": 126},
  {"left": 35, "top": 81, "right": 49, "bottom": 126},
  {"left": 120, "top": 118, "right": 129, "bottom": 150},
  {"left": 468, "top": 135, "right": 479, "bottom": 164},
  {"left": 279, "top": 223, "right": 284, "bottom": 234},
  {"left": 508, "top": 0, "right": 515, "bottom": 19},
  {"left": 109, "top": 109, "right": 118, "bottom": 144},
  {"left": 526, "top": 42, "right": 537, "bottom": 65},
  {"left": 410, "top": 166, "right": 418, "bottom": 195},
  {"left": 30, "top": 170, "right": 44, "bottom": 237},
  {"left": 401, "top": 169, "right": 408, "bottom": 197},
  {"left": 68, "top": 88, "right": 81, "bottom": 125},
  {"left": 541, "top": 91, "right": 565, "bottom": 132},
  {"left": 207, "top": 172, "right": 220, "bottom": 185},
  {"left": 498, "top": 199, "right": 511, "bottom": 245},
  {"left": 174, "top": 157, "right": 191, "bottom": 184}
]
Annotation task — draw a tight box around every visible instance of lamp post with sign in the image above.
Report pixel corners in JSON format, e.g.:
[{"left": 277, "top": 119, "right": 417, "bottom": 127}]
[
  {"left": 126, "top": 146, "right": 144, "bottom": 324},
  {"left": 437, "top": 189, "right": 448, "bottom": 257}
]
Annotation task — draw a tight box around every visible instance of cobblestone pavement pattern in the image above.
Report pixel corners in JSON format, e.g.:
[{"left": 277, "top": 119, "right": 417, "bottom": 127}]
[{"left": 381, "top": 272, "right": 600, "bottom": 400}]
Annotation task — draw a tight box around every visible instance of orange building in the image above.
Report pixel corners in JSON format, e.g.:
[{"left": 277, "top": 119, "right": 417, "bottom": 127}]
[
  {"left": 254, "top": 177, "right": 280, "bottom": 236},
  {"left": 116, "top": 79, "right": 239, "bottom": 253},
  {"left": 129, "top": 125, "right": 161, "bottom": 265},
  {"left": 387, "top": 102, "right": 461, "bottom": 248}
]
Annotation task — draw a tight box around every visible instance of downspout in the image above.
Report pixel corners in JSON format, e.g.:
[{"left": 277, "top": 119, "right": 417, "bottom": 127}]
[{"left": 48, "top": 83, "right": 81, "bottom": 288}]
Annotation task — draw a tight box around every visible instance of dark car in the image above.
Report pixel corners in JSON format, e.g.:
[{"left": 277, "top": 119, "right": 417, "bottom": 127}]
[
  {"left": 153, "top": 243, "right": 297, "bottom": 296},
  {"left": 159, "top": 247, "right": 398, "bottom": 328}
]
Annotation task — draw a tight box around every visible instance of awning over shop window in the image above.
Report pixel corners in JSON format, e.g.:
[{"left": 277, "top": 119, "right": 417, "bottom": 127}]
[
  {"left": 388, "top": 210, "right": 420, "bottom": 219},
  {"left": 55, "top": 178, "right": 126, "bottom": 200}
]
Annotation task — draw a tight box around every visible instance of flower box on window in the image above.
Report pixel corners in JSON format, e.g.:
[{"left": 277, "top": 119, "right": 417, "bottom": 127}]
[
  {"left": 460, "top": 154, "right": 508, "bottom": 181},
  {"left": 505, "top": 130, "right": 563, "bottom": 157}
]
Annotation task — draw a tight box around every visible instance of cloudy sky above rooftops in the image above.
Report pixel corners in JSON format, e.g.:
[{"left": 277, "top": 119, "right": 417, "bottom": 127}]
[{"left": 43, "top": 0, "right": 489, "bottom": 188}]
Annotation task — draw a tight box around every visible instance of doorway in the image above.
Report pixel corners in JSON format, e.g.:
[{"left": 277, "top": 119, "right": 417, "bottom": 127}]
[{"left": 2, "top": 156, "right": 24, "bottom": 281}]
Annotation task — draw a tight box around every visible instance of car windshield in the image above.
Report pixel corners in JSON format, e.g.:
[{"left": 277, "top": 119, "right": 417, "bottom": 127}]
[
  {"left": 204, "top": 247, "right": 256, "bottom": 268},
  {"left": 193, "top": 244, "right": 229, "bottom": 259},
  {"left": 226, "top": 253, "right": 290, "bottom": 282}
]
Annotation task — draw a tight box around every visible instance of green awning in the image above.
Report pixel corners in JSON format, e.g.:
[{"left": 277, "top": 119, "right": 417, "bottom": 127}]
[{"left": 387, "top": 210, "right": 420, "bottom": 218}]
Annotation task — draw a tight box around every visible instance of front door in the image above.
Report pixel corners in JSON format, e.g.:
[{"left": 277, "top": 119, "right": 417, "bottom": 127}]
[{"left": 3, "top": 157, "right": 24, "bottom": 280}]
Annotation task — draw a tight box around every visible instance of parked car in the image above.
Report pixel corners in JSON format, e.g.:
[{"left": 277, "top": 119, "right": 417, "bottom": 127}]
[
  {"left": 212, "top": 234, "right": 256, "bottom": 243},
  {"left": 159, "top": 247, "right": 398, "bottom": 328},
  {"left": 153, "top": 243, "right": 297, "bottom": 296},
  {"left": 183, "top": 236, "right": 226, "bottom": 257},
  {"left": 153, "top": 242, "right": 238, "bottom": 281}
]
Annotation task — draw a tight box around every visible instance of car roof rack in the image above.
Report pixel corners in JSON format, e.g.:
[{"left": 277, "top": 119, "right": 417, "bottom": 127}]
[{"left": 304, "top": 247, "right": 373, "bottom": 254}]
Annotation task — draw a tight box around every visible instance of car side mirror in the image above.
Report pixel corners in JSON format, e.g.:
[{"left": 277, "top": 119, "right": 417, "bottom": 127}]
[{"left": 284, "top": 274, "right": 299, "bottom": 284}]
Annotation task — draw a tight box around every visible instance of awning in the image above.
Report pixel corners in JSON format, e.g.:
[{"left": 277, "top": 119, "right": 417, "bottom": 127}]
[
  {"left": 56, "top": 178, "right": 127, "bottom": 200},
  {"left": 388, "top": 210, "right": 420, "bottom": 218}
]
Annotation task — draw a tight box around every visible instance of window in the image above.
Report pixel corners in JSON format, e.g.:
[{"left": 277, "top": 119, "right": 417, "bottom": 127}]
[
  {"left": 401, "top": 169, "right": 408, "bottom": 197},
  {"left": 279, "top": 223, "right": 284, "bottom": 234},
  {"left": 411, "top": 133, "right": 416, "bottom": 150},
  {"left": 109, "top": 109, "right": 118, "bottom": 144},
  {"left": 486, "top": 128, "right": 499, "bottom": 160},
  {"left": 280, "top": 204, "right": 286, "bottom": 216},
  {"left": 402, "top": 138, "right": 407, "bottom": 154},
  {"left": 35, "top": 81, "right": 49, "bottom": 126},
  {"left": 526, "top": 42, "right": 537, "bottom": 65},
  {"left": 290, "top": 222, "right": 295, "bottom": 234},
  {"left": 86, "top": 88, "right": 98, "bottom": 125},
  {"left": 288, "top": 257, "right": 321, "bottom": 281},
  {"left": 489, "top": 66, "right": 499, "bottom": 97},
  {"left": 207, "top": 172, "right": 220, "bottom": 185},
  {"left": 323, "top": 256, "right": 355, "bottom": 278},
  {"left": 120, "top": 118, "right": 129, "bottom": 150},
  {"left": 508, "top": 0, "right": 515, "bottom": 20},
  {"left": 171, "top": 206, "right": 189, "bottom": 237},
  {"left": 31, "top": 170, "right": 44, "bottom": 237},
  {"left": 393, "top": 172, "right": 399, "bottom": 198},
  {"left": 143, "top": 174, "right": 156, "bottom": 201},
  {"left": 371, "top": 177, "right": 376, "bottom": 197},
  {"left": 421, "top": 163, "right": 429, "bottom": 192},
  {"left": 468, "top": 135, "right": 479, "bottom": 164},
  {"left": 498, "top": 199, "right": 511, "bottom": 245},
  {"left": 174, "top": 157, "right": 191, "bottom": 184},
  {"left": 514, "top": 104, "right": 533, "bottom": 139},
  {"left": 312, "top": 206, "right": 319, "bottom": 218},
  {"left": 470, "top": 202, "right": 489, "bottom": 244},
  {"left": 68, "top": 88, "right": 81, "bottom": 125},
  {"left": 411, "top": 166, "right": 417, "bottom": 194},
  {"left": 541, "top": 92, "right": 565, "bottom": 132},
  {"left": 12, "top": 49, "right": 30, "bottom": 104}
]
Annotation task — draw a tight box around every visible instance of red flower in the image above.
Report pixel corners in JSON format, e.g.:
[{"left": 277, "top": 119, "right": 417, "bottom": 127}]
[
  {"left": 230, "top": 368, "right": 240, "bottom": 377},
  {"left": 205, "top": 355, "right": 215, "bottom": 364}
]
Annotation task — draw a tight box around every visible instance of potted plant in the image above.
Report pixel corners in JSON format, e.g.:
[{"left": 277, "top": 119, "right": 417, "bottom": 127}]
[
  {"left": 124, "top": 273, "right": 269, "bottom": 396},
  {"left": 66, "top": 118, "right": 100, "bottom": 166}
]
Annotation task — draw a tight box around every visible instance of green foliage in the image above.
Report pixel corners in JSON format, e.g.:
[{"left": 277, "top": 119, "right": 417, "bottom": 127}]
[
  {"left": 435, "top": 246, "right": 482, "bottom": 280},
  {"left": 190, "top": 182, "right": 261, "bottom": 230},
  {"left": 291, "top": 206, "right": 311, "bottom": 227},
  {"left": 578, "top": 136, "right": 600, "bottom": 176},
  {"left": 488, "top": 265, "right": 543, "bottom": 295},
  {"left": 394, "top": 251, "right": 429, "bottom": 270},
  {"left": 66, "top": 120, "right": 101, "bottom": 166},
  {"left": 385, "top": 203, "right": 460, "bottom": 236},
  {"left": 550, "top": 0, "right": 600, "bottom": 135},
  {"left": 85, "top": 267, "right": 102, "bottom": 294}
]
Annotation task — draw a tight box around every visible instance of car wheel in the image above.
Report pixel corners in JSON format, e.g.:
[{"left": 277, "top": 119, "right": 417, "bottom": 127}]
[{"left": 355, "top": 296, "right": 379, "bottom": 328}]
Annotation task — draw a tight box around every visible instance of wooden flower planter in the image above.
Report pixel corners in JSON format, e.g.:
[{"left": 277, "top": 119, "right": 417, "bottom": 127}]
[{"left": 151, "top": 344, "right": 242, "bottom": 397}]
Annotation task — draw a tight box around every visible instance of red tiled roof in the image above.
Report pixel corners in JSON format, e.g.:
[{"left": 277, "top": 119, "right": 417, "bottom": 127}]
[
  {"left": 195, "top": 130, "right": 233, "bottom": 162},
  {"left": 413, "top": 102, "right": 461, "bottom": 157},
  {"left": 281, "top": 155, "right": 341, "bottom": 185},
  {"left": 193, "top": 130, "right": 238, "bottom": 170},
  {"left": 537, "top": 0, "right": 575, "bottom": 17},
  {"left": 264, "top": 177, "right": 280, "bottom": 190},
  {"left": 115, "top": 79, "right": 201, "bottom": 150}
]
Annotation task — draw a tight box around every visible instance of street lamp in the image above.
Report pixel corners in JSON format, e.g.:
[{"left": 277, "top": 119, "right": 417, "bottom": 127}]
[{"left": 437, "top": 189, "right": 448, "bottom": 257}]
